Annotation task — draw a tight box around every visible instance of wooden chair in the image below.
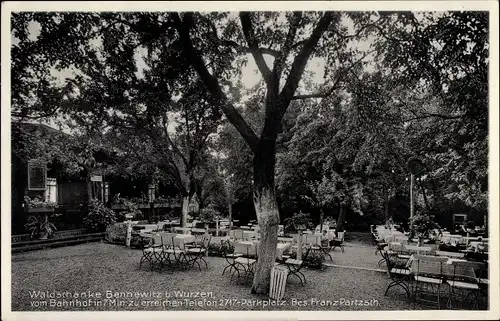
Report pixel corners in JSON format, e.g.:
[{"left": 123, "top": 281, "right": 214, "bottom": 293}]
[
  {"left": 445, "top": 261, "right": 482, "bottom": 309},
  {"left": 232, "top": 242, "right": 257, "bottom": 281},
  {"left": 381, "top": 250, "right": 412, "bottom": 300},
  {"left": 284, "top": 246, "right": 312, "bottom": 285},
  {"left": 411, "top": 255, "right": 448, "bottom": 309},
  {"left": 185, "top": 235, "right": 211, "bottom": 270},
  {"left": 221, "top": 240, "right": 244, "bottom": 277},
  {"left": 139, "top": 233, "right": 163, "bottom": 270},
  {"left": 162, "top": 234, "right": 192, "bottom": 270},
  {"left": 232, "top": 230, "right": 244, "bottom": 241}
]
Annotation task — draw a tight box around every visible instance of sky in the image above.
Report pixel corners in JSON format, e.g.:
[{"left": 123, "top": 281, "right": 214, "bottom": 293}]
[
  {"left": 18, "top": 12, "right": 370, "bottom": 89},
  {"left": 13, "top": 12, "right": 378, "bottom": 134}
]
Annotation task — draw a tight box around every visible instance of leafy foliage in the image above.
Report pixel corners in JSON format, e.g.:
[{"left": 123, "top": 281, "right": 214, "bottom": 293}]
[
  {"left": 84, "top": 198, "right": 118, "bottom": 232},
  {"left": 207, "top": 241, "right": 234, "bottom": 257},
  {"left": 24, "top": 214, "right": 57, "bottom": 239},
  {"left": 284, "top": 211, "right": 314, "bottom": 232},
  {"left": 198, "top": 207, "right": 222, "bottom": 223},
  {"left": 24, "top": 196, "right": 57, "bottom": 209},
  {"left": 409, "top": 214, "right": 441, "bottom": 241}
]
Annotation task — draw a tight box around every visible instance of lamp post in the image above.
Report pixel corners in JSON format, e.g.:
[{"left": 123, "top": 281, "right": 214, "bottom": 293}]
[{"left": 410, "top": 173, "right": 414, "bottom": 230}]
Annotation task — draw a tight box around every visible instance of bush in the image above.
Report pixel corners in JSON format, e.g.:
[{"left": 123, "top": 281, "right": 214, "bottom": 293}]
[
  {"left": 207, "top": 241, "right": 234, "bottom": 257},
  {"left": 199, "top": 207, "right": 222, "bottom": 223},
  {"left": 105, "top": 222, "right": 128, "bottom": 244},
  {"left": 290, "top": 248, "right": 325, "bottom": 269},
  {"left": 84, "top": 199, "right": 118, "bottom": 232},
  {"left": 409, "top": 214, "right": 441, "bottom": 242},
  {"left": 284, "top": 211, "right": 314, "bottom": 233}
]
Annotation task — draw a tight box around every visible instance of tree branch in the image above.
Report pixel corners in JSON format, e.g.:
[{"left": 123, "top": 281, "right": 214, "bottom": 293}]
[
  {"left": 291, "top": 50, "right": 376, "bottom": 100},
  {"left": 239, "top": 12, "right": 273, "bottom": 85},
  {"left": 203, "top": 17, "right": 280, "bottom": 57},
  {"left": 279, "top": 12, "right": 335, "bottom": 105},
  {"left": 172, "top": 13, "right": 260, "bottom": 154},
  {"left": 220, "top": 39, "right": 280, "bottom": 57},
  {"left": 273, "top": 12, "right": 302, "bottom": 76},
  {"left": 404, "top": 112, "right": 465, "bottom": 122}
]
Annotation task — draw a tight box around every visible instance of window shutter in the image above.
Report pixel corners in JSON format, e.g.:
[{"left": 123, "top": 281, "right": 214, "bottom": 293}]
[{"left": 28, "top": 160, "right": 47, "bottom": 191}]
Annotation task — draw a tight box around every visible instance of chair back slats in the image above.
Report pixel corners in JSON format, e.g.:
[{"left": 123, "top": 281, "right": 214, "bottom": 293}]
[
  {"left": 337, "top": 231, "right": 345, "bottom": 241},
  {"left": 234, "top": 242, "right": 252, "bottom": 257},
  {"left": 394, "top": 236, "right": 408, "bottom": 244},
  {"left": 160, "top": 232, "right": 175, "bottom": 248},
  {"left": 385, "top": 235, "right": 395, "bottom": 243},
  {"left": 411, "top": 255, "right": 447, "bottom": 278},
  {"left": 446, "top": 261, "right": 478, "bottom": 283}
]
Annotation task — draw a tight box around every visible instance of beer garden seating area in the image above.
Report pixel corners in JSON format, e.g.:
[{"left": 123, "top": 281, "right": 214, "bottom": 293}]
[{"left": 11, "top": 219, "right": 489, "bottom": 311}]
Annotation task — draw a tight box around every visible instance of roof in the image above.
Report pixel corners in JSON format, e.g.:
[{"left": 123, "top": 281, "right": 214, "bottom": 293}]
[{"left": 12, "top": 122, "right": 72, "bottom": 137}]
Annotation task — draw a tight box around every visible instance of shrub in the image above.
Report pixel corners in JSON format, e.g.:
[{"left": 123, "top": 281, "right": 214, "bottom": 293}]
[
  {"left": 284, "top": 211, "right": 314, "bottom": 233},
  {"left": 105, "top": 222, "right": 128, "bottom": 244},
  {"left": 84, "top": 199, "right": 117, "bottom": 232},
  {"left": 305, "top": 250, "right": 326, "bottom": 269},
  {"left": 409, "top": 214, "right": 441, "bottom": 242},
  {"left": 199, "top": 207, "right": 222, "bottom": 223},
  {"left": 289, "top": 248, "right": 325, "bottom": 269},
  {"left": 24, "top": 196, "right": 57, "bottom": 209},
  {"left": 207, "top": 241, "right": 234, "bottom": 257}
]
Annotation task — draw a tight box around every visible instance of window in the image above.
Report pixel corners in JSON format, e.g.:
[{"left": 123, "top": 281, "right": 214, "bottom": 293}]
[
  {"left": 104, "top": 182, "right": 109, "bottom": 203},
  {"left": 46, "top": 178, "right": 57, "bottom": 203},
  {"left": 453, "top": 214, "right": 467, "bottom": 225},
  {"left": 27, "top": 160, "right": 47, "bottom": 191}
]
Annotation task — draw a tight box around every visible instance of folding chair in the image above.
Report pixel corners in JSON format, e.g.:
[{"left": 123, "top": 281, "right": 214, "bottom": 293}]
[
  {"left": 161, "top": 233, "right": 192, "bottom": 270},
  {"left": 284, "top": 246, "right": 311, "bottom": 285},
  {"left": 232, "top": 242, "right": 257, "bottom": 281},
  {"left": 411, "top": 255, "right": 448, "bottom": 309},
  {"left": 381, "top": 250, "right": 412, "bottom": 300},
  {"left": 320, "top": 239, "right": 333, "bottom": 261},
  {"left": 445, "top": 261, "right": 482, "bottom": 309},
  {"left": 186, "top": 235, "right": 211, "bottom": 270},
  {"left": 222, "top": 240, "right": 244, "bottom": 277},
  {"left": 139, "top": 233, "right": 163, "bottom": 270}
]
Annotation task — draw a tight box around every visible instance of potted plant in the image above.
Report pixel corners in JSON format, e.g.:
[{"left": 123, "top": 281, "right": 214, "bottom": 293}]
[
  {"left": 24, "top": 214, "right": 57, "bottom": 239},
  {"left": 284, "top": 211, "right": 314, "bottom": 234},
  {"left": 199, "top": 207, "right": 221, "bottom": 234},
  {"left": 24, "top": 196, "right": 57, "bottom": 213},
  {"left": 409, "top": 214, "right": 441, "bottom": 246}
]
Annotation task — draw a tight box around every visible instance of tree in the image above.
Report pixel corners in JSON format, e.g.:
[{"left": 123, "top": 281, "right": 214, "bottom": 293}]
[
  {"left": 11, "top": 11, "right": 399, "bottom": 294},
  {"left": 12, "top": 10, "right": 488, "bottom": 295},
  {"left": 172, "top": 11, "right": 385, "bottom": 293}
]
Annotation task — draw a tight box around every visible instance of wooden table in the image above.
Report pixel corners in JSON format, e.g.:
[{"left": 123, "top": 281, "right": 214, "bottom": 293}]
[
  {"left": 404, "top": 245, "right": 432, "bottom": 255},
  {"left": 232, "top": 240, "right": 292, "bottom": 260}
]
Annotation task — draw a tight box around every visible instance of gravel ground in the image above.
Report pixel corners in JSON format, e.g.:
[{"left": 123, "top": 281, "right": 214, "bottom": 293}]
[{"left": 11, "top": 240, "right": 487, "bottom": 311}]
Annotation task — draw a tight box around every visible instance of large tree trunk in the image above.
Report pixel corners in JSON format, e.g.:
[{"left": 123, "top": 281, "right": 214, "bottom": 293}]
[
  {"left": 180, "top": 195, "right": 190, "bottom": 228},
  {"left": 251, "top": 140, "right": 280, "bottom": 295},
  {"left": 336, "top": 203, "right": 346, "bottom": 232}
]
